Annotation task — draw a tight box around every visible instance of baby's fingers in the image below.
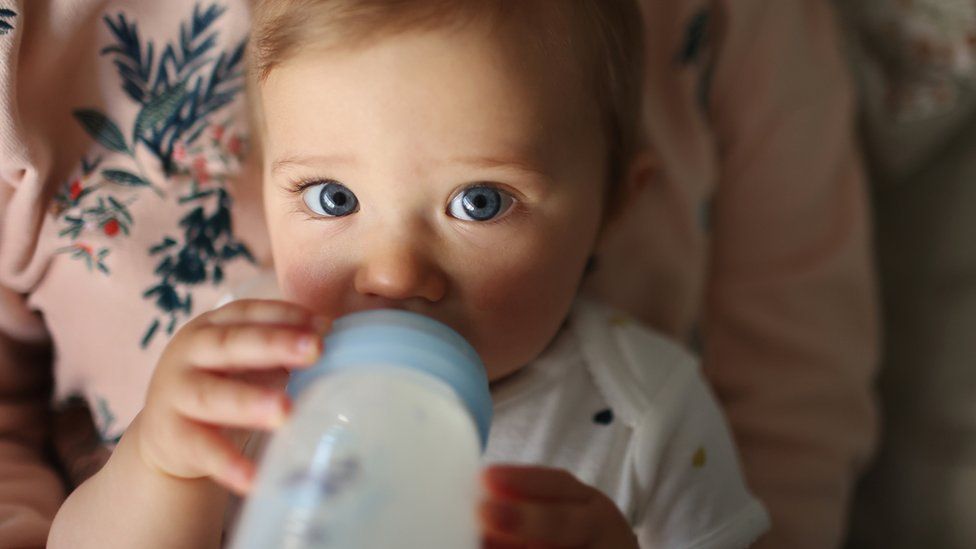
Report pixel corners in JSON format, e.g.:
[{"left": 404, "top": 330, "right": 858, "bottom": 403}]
[
  {"left": 483, "top": 466, "right": 591, "bottom": 502},
  {"left": 173, "top": 370, "right": 290, "bottom": 430},
  {"left": 180, "top": 421, "right": 256, "bottom": 495},
  {"left": 480, "top": 498, "right": 596, "bottom": 547},
  {"left": 479, "top": 466, "right": 637, "bottom": 548},
  {"left": 185, "top": 323, "right": 322, "bottom": 369},
  {"left": 208, "top": 299, "right": 330, "bottom": 331}
]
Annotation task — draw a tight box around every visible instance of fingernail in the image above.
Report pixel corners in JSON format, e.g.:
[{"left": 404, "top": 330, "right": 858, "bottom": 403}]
[
  {"left": 295, "top": 335, "right": 316, "bottom": 357},
  {"left": 266, "top": 396, "right": 290, "bottom": 427},
  {"left": 227, "top": 461, "right": 254, "bottom": 494}
]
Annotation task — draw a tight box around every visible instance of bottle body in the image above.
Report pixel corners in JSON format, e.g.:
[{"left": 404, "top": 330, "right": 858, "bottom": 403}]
[{"left": 230, "top": 365, "right": 482, "bottom": 549}]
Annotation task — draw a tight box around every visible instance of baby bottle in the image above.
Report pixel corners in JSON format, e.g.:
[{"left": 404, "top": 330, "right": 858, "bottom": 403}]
[{"left": 228, "top": 308, "right": 493, "bottom": 549}]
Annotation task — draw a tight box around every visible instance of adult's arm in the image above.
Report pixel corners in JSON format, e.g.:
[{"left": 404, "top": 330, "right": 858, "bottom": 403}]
[{"left": 704, "top": 2, "right": 879, "bottom": 546}]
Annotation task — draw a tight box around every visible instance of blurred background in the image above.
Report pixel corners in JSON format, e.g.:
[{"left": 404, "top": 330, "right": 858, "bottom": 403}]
[{"left": 836, "top": 1, "right": 976, "bottom": 547}]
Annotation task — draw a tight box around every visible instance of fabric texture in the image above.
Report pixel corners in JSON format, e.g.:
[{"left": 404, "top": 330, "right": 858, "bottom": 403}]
[{"left": 485, "top": 299, "right": 769, "bottom": 548}]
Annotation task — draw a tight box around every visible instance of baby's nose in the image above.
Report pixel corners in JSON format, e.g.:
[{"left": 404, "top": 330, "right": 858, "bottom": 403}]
[{"left": 353, "top": 241, "right": 447, "bottom": 303}]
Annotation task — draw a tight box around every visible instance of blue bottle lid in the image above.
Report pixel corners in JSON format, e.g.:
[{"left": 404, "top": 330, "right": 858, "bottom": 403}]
[{"left": 287, "top": 309, "right": 493, "bottom": 449}]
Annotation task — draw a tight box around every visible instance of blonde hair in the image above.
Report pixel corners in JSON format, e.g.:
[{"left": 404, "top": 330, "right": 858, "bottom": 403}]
[{"left": 248, "top": 0, "right": 645, "bottom": 203}]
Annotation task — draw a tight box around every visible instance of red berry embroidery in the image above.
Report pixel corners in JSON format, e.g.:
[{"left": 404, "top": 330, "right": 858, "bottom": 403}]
[
  {"left": 228, "top": 135, "right": 242, "bottom": 157},
  {"left": 103, "top": 218, "right": 120, "bottom": 237},
  {"left": 69, "top": 180, "right": 83, "bottom": 201},
  {"left": 193, "top": 156, "right": 210, "bottom": 184},
  {"left": 173, "top": 142, "right": 187, "bottom": 164}
]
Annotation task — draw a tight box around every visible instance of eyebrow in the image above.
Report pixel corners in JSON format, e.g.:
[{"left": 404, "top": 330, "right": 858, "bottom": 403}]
[
  {"left": 271, "top": 153, "right": 359, "bottom": 175},
  {"left": 449, "top": 155, "right": 550, "bottom": 181},
  {"left": 271, "top": 152, "right": 550, "bottom": 182}
]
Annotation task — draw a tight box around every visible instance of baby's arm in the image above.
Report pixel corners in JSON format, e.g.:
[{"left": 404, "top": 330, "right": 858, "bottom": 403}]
[
  {"left": 0, "top": 287, "right": 66, "bottom": 548},
  {"left": 702, "top": 2, "right": 877, "bottom": 546},
  {"left": 47, "top": 422, "right": 231, "bottom": 548},
  {"left": 48, "top": 300, "right": 327, "bottom": 548}
]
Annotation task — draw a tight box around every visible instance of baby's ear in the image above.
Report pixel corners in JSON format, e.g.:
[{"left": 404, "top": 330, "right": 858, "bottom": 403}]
[{"left": 602, "top": 148, "right": 658, "bottom": 230}]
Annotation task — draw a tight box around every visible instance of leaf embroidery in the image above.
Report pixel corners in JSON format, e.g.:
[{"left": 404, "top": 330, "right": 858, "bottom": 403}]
[
  {"left": 0, "top": 8, "right": 16, "bottom": 35},
  {"left": 102, "top": 169, "right": 151, "bottom": 188},
  {"left": 142, "top": 187, "right": 253, "bottom": 347},
  {"left": 133, "top": 81, "right": 187, "bottom": 143},
  {"left": 55, "top": 244, "right": 111, "bottom": 274},
  {"left": 100, "top": 4, "right": 246, "bottom": 175},
  {"left": 95, "top": 397, "right": 123, "bottom": 445},
  {"left": 73, "top": 110, "right": 131, "bottom": 154}
]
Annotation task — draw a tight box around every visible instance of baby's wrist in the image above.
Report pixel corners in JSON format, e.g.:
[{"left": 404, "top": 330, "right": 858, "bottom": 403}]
[{"left": 110, "top": 413, "right": 218, "bottom": 497}]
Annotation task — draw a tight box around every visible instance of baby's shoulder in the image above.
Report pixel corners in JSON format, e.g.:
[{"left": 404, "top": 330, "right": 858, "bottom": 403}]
[{"left": 567, "top": 298, "right": 702, "bottom": 426}]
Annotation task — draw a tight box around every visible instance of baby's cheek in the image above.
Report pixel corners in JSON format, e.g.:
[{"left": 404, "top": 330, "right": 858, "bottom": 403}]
[
  {"left": 278, "top": 261, "right": 345, "bottom": 315},
  {"left": 464, "top": 256, "right": 579, "bottom": 378}
]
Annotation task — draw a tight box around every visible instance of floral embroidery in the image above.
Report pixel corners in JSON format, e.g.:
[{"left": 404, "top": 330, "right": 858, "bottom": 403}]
[
  {"left": 0, "top": 8, "right": 15, "bottom": 36},
  {"left": 95, "top": 397, "right": 123, "bottom": 445},
  {"left": 843, "top": 0, "right": 976, "bottom": 120},
  {"left": 142, "top": 184, "right": 254, "bottom": 348},
  {"left": 96, "top": 4, "right": 247, "bottom": 176},
  {"left": 139, "top": 123, "right": 253, "bottom": 347},
  {"left": 52, "top": 156, "right": 135, "bottom": 274},
  {"left": 55, "top": 244, "right": 112, "bottom": 274},
  {"left": 53, "top": 2, "right": 254, "bottom": 347}
]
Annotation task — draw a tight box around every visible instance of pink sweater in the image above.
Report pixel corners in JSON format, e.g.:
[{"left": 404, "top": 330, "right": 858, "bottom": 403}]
[{"left": 0, "top": 1, "right": 877, "bottom": 547}]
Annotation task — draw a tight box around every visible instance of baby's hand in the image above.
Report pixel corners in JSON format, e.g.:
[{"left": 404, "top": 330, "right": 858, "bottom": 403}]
[
  {"left": 479, "top": 465, "right": 638, "bottom": 549},
  {"left": 130, "top": 299, "right": 328, "bottom": 495}
]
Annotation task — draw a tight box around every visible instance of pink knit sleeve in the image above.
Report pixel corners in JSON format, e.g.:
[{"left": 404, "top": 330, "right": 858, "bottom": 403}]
[
  {"left": 704, "top": 2, "right": 879, "bottom": 546},
  {"left": 0, "top": 4, "right": 68, "bottom": 545}
]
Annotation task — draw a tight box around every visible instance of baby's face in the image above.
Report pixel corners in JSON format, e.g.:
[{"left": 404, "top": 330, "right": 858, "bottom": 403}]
[{"left": 260, "top": 22, "right": 607, "bottom": 381}]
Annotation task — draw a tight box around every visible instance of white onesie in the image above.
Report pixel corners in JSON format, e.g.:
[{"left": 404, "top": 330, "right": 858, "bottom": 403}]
[{"left": 484, "top": 298, "right": 770, "bottom": 548}]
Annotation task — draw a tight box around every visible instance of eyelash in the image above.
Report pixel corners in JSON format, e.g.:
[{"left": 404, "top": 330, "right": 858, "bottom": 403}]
[
  {"left": 285, "top": 176, "right": 526, "bottom": 226},
  {"left": 286, "top": 176, "right": 329, "bottom": 196},
  {"left": 450, "top": 184, "right": 525, "bottom": 227}
]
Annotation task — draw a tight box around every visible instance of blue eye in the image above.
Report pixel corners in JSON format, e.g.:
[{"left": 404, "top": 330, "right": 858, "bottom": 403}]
[
  {"left": 448, "top": 185, "right": 514, "bottom": 222},
  {"left": 302, "top": 181, "right": 359, "bottom": 217}
]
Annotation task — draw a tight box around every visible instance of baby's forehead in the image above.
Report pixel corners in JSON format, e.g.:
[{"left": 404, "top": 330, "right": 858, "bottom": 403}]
[
  {"left": 254, "top": 2, "right": 602, "bottom": 97},
  {"left": 260, "top": 26, "right": 602, "bottom": 171},
  {"left": 252, "top": 0, "right": 643, "bottom": 180}
]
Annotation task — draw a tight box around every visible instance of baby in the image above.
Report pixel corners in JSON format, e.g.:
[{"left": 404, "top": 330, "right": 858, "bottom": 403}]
[{"left": 50, "top": 1, "right": 768, "bottom": 547}]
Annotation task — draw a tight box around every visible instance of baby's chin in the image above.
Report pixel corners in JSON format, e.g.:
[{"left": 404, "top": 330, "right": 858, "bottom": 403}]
[
  {"left": 485, "top": 366, "right": 529, "bottom": 389},
  {"left": 484, "top": 360, "right": 525, "bottom": 384},
  {"left": 477, "top": 336, "right": 553, "bottom": 384}
]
